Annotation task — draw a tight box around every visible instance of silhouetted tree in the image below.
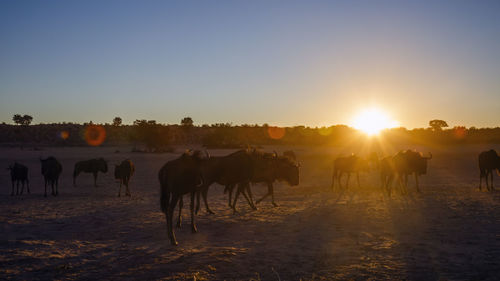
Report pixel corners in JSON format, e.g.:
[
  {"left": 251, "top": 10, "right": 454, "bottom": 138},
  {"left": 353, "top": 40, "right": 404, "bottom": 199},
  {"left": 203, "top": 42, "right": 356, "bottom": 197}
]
[
  {"left": 181, "top": 117, "right": 193, "bottom": 127},
  {"left": 429, "top": 119, "right": 448, "bottom": 131},
  {"left": 113, "top": 117, "right": 122, "bottom": 126},
  {"left": 12, "top": 114, "right": 33, "bottom": 125},
  {"left": 131, "top": 119, "right": 166, "bottom": 152}
]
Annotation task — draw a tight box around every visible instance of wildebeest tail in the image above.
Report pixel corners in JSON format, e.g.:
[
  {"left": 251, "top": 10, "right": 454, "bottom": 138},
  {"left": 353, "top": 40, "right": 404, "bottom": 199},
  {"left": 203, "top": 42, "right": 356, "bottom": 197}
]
[{"left": 159, "top": 170, "right": 170, "bottom": 213}]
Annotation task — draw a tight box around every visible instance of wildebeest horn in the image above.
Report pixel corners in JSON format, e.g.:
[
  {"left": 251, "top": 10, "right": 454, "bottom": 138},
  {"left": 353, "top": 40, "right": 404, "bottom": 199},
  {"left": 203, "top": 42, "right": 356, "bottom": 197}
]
[
  {"left": 425, "top": 152, "right": 433, "bottom": 159},
  {"left": 204, "top": 150, "right": 211, "bottom": 158}
]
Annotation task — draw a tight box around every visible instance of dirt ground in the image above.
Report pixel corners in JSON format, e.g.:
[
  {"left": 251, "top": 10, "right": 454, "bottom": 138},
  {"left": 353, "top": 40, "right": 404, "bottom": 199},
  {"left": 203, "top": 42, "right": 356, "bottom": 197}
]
[{"left": 1, "top": 144, "right": 499, "bottom": 280}]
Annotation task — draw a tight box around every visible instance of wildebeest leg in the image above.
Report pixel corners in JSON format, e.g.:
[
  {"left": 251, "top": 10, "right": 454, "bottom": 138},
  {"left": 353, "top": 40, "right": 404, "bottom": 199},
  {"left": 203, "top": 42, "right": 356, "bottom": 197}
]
[
  {"left": 26, "top": 179, "right": 30, "bottom": 194},
  {"left": 246, "top": 184, "right": 257, "bottom": 210},
  {"left": 239, "top": 183, "right": 257, "bottom": 210},
  {"left": 331, "top": 169, "right": 336, "bottom": 191},
  {"left": 167, "top": 194, "right": 180, "bottom": 246},
  {"left": 20, "top": 181, "right": 25, "bottom": 195},
  {"left": 386, "top": 175, "right": 393, "bottom": 197},
  {"left": 126, "top": 180, "right": 131, "bottom": 196},
  {"left": 176, "top": 196, "right": 183, "bottom": 228},
  {"left": 16, "top": 181, "right": 20, "bottom": 195},
  {"left": 227, "top": 184, "right": 234, "bottom": 207},
  {"left": 356, "top": 172, "right": 360, "bottom": 188},
  {"left": 232, "top": 187, "right": 241, "bottom": 214},
  {"left": 44, "top": 180, "right": 48, "bottom": 197},
  {"left": 490, "top": 171, "right": 494, "bottom": 191},
  {"left": 337, "top": 172, "right": 343, "bottom": 192},
  {"left": 11, "top": 180, "right": 14, "bottom": 196},
  {"left": 199, "top": 186, "right": 214, "bottom": 214},
  {"left": 190, "top": 192, "right": 197, "bottom": 233},
  {"left": 55, "top": 179, "right": 59, "bottom": 196},
  {"left": 93, "top": 172, "right": 98, "bottom": 187},
  {"left": 345, "top": 173, "right": 351, "bottom": 191},
  {"left": 270, "top": 183, "right": 278, "bottom": 207},
  {"left": 118, "top": 180, "right": 122, "bottom": 197}
]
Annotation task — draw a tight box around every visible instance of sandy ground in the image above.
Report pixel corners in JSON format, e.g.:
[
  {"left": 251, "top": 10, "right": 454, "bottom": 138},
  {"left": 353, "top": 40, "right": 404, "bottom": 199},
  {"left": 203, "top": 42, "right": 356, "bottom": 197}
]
[{"left": 1, "top": 144, "right": 499, "bottom": 280}]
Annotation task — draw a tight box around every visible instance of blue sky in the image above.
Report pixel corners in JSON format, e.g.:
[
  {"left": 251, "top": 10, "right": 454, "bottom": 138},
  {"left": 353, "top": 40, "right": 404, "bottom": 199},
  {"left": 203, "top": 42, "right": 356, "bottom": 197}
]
[{"left": 1, "top": 0, "right": 499, "bottom": 128}]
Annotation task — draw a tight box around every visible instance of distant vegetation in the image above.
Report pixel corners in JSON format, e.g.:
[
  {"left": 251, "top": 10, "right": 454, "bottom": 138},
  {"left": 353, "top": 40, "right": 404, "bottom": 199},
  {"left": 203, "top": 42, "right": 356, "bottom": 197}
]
[{"left": 1, "top": 115, "right": 500, "bottom": 149}]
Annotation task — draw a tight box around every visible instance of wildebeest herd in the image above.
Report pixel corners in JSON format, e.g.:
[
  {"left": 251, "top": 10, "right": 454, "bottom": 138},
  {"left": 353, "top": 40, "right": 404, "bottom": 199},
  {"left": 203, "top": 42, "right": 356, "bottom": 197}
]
[{"left": 5, "top": 148, "right": 500, "bottom": 245}]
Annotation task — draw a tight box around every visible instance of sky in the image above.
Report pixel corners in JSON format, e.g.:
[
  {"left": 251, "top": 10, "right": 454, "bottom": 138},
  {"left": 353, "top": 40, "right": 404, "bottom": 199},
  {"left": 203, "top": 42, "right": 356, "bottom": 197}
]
[{"left": 1, "top": 0, "right": 499, "bottom": 128}]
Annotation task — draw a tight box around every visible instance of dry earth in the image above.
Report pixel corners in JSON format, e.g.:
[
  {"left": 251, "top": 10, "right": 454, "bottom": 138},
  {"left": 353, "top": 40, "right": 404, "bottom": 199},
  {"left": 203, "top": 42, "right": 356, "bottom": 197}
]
[{"left": 1, "top": 144, "right": 499, "bottom": 280}]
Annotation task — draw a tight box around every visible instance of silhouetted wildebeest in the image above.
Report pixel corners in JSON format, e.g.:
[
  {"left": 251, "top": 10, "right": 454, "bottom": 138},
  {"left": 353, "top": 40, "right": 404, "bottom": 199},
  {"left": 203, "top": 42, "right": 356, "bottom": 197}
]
[
  {"left": 331, "top": 154, "right": 369, "bottom": 192},
  {"left": 159, "top": 150, "right": 205, "bottom": 246},
  {"left": 190, "top": 149, "right": 255, "bottom": 216},
  {"left": 250, "top": 150, "right": 300, "bottom": 207},
  {"left": 115, "top": 159, "right": 135, "bottom": 197},
  {"left": 220, "top": 149, "right": 300, "bottom": 210},
  {"left": 392, "top": 150, "right": 432, "bottom": 193},
  {"left": 40, "top": 157, "right": 62, "bottom": 197},
  {"left": 478, "top": 149, "right": 500, "bottom": 191},
  {"left": 73, "top": 158, "right": 108, "bottom": 187},
  {"left": 8, "top": 163, "right": 29, "bottom": 196}
]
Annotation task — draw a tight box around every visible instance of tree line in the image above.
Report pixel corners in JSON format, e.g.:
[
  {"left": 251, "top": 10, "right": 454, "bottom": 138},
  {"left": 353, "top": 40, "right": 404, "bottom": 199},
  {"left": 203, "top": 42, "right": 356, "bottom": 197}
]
[{"left": 1, "top": 115, "right": 500, "bottom": 149}]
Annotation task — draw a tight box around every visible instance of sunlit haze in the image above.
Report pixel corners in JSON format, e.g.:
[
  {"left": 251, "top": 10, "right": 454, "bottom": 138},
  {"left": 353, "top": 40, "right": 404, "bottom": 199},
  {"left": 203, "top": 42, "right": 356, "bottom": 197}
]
[{"left": 351, "top": 108, "right": 400, "bottom": 136}]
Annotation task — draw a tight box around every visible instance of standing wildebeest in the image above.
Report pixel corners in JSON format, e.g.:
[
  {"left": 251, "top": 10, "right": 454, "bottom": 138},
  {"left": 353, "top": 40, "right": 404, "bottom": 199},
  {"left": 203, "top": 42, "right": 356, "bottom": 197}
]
[
  {"left": 188, "top": 149, "right": 255, "bottom": 216},
  {"left": 250, "top": 150, "right": 300, "bottom": 207},
  {"left": 159, "top": 150, "right": 205, "bottom": 246},
  {"left": 41, "top": 157, "right": 63, "bottom": 197},
  {"left": 478, "top": 149, "right": 500, "bottom": 191},
  {"left": 73, "top": 158, "right": 108, "bottom": 187},
  {"left": 221, "top": 149, "right": 300, "bottom": 209},
  {"left": 392, "top": 150, "right": 432, "bottom": 193},
  {"left": 331, "top": 154, "right": 369, "bottom": 192},
  {"left": 8, "top": 163, "right": 29, "bottom": 196},
  {"left": 115, "top": 159, "right": 135, "bottom": 197}
]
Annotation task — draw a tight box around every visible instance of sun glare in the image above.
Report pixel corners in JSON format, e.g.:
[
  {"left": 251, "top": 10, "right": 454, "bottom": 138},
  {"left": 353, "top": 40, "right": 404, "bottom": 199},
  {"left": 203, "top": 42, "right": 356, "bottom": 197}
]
[{"left": 351, "top": 108, "right": 399, "bottom": 136}]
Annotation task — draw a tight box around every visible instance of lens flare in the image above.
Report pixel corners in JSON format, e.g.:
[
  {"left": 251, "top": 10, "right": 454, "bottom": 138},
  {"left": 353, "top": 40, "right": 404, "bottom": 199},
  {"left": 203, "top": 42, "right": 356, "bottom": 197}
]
[
  {"left": 267, "top": 126, "right": 286, "bottom": 140},
  {"left": 84, "top": 125, "right": 106, "bottom": 146},
  {"left": 60, "top": 131, "right": 69, "bottom": 140}
]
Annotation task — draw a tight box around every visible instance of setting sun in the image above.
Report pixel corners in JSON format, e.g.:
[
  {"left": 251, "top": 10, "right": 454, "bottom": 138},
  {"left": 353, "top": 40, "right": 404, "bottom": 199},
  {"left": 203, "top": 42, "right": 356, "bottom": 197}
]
[{"left": 351, "top": 108, "right": 399, "bottom": 136}]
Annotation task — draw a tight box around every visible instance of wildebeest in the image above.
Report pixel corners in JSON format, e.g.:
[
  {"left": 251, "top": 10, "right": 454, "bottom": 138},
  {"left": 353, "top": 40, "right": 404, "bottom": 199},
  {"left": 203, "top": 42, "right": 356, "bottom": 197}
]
[
  {"left": 250, "top": 150, "right": 300, "bottom": 207},
  {"left": 190, "top": 149, "right": 256, "bottom": 215},
  {"left": 220, "top": 149, "right": 300, "bottom": 210},
  {"left": 41, "top": 157, "right": 63, "bottom": 197},
  {"left": 8, "top": 162, "right": 29, "bottom": 196},
  {"left": 478, "top": 149, "right": 500, "bottom": 191},
  {"left": 331, "top": 154, "right": 369, "bottom": 192},
  {"left": 73, "top": 158, "right": 108, "bottom": 187},
  {"left": 159, "top": 150, "right": 205, "bottom": 246},
  {"left": 114, "top": 159, "right": 135, "bottom": 197},
  {"left": 391, "top": 150, "right": 432, "bottom": 193}
]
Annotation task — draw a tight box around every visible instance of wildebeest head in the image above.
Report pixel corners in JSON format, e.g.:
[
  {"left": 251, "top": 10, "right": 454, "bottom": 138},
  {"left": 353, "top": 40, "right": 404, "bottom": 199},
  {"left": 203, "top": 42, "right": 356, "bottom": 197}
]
[{"left": 276, "top": 156, "right": 300, "bottom": 186}]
